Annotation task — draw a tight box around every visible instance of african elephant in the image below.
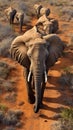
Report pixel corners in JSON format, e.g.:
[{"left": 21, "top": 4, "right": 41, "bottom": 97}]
[
  {"left": 4, "top": 7, "right": 24, "bottom": 32},
  {"left": 36, "top": 14, "right": 59, "bottom": 34},
  {"left": 34, "top": 4, "right": 50, "bottom": 18},
  {"left": 10, "top": 27, "right": 65, "bottom": 112},
  {"left": 4, "top": 7, "right": 17, "bottom": 24}
]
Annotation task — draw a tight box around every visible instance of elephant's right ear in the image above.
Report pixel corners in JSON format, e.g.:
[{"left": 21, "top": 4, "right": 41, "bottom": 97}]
[
  {"left": 10, "top": 36, "right": 30, "bottom": 68},
  {"left": 43, "top": 34, "right": 66, "bottom": 69}
]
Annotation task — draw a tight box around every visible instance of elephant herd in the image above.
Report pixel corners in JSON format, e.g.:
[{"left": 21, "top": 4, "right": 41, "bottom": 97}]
[{"left": 10, "top": 4, "right": 65, "bottom": 113}]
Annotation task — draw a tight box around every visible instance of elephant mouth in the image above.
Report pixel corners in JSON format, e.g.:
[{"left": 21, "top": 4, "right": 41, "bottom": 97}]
[{"left": 27, "top": 70, "right": 47, "bottom": 83}]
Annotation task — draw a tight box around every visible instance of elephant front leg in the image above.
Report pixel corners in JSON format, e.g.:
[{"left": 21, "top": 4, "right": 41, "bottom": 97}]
[{"left": 23, "top": 68, "right": 35, "bottom": 104}]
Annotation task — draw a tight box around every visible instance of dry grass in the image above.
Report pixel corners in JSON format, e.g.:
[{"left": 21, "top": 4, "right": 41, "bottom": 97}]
[{"left": 0, "top": 22, "right": 17, "bottom": 57}]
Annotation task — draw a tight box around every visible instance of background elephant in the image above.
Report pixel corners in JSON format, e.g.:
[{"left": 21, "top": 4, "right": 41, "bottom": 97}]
[
  {"left": 4, "top": 7, "right": 17, "bottom": 24},
  {"left": 10, "top": 30, "right": 65, "bottom": 112},
  {"left": 5, "top": 7, "right": 24, "bottom": 32},
  {"left": 36, "top": 14, "right": 59, "bottom": 34},
  {"left": 34, "top": 4, "right": 50, "bottom": 18}
]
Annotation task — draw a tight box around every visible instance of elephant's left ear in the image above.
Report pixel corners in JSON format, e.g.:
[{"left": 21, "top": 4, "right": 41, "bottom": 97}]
[
  {"left": 44, "top": 34, "right": 66, "bottom": 69},
  {"left": 10, "top": 36, "right": 30, "bottom": 68}
]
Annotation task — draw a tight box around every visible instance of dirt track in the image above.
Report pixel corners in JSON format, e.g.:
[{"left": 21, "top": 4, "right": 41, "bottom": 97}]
[{"left": 0, "top": 4, "right": 73, "bottom": 130}]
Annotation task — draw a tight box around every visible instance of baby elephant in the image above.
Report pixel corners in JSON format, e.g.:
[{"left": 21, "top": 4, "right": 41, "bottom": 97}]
[{"left": 4, "top": 7, "right": 24, "bottom": 32}]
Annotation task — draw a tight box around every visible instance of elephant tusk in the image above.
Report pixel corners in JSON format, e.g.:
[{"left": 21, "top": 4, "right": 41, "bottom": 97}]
[
  {"left": 27, "top": 71, "right": 31, "bottom": 82},
  {"left": 44, "top": 71, "right": 47, "bottom": 83}
]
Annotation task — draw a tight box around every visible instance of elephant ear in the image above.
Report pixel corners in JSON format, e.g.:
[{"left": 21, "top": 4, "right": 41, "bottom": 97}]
[
  {"left": 10, "top": 36, "right": 30, "bottom": 68},
  {"left": 43, "top": 34, "right": 66, "bottom": 69}
]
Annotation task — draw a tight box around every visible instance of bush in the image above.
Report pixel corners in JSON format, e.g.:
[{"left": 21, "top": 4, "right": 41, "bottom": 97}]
[
  {"left": 61, "top": 108, "right": 73, "bottom": 122},
  {"left": 0, "top": 104, "right": 8, "bottom": 111}
]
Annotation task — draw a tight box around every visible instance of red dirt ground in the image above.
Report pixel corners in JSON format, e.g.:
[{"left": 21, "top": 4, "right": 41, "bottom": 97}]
[{"left": 0, "top": 5, "right": 73, "bottom": 130}]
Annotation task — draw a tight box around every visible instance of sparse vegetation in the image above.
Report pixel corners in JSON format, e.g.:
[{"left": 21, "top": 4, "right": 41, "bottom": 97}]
[
  {"left": 61, "top": 108, "right": 73, "bottom": 122},
  {"left": 62, "top": 66, "right": 73, "bottom": 73},
  {"left": 0, "top": 104, "right": 8, "bottom": 111},
  {"left": 0, "top": 0, "right": 73, "bottom": 129},
  {"left": 51, "top": 108, "right": 73, "bottom": 130}
]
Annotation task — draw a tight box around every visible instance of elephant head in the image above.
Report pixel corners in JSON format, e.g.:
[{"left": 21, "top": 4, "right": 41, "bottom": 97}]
[{"left": 10, "top": 33, "right": 65, "bottom": 112}]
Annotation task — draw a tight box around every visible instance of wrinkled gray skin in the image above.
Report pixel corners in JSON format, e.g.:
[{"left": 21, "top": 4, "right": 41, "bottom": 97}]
[{"left": 10, "top": 26, "right": 65, "bottom": 113}]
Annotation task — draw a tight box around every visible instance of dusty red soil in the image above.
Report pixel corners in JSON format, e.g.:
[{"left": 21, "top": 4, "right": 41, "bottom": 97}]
[{"left": 0, "top": 5, "right": 73, "bottom": 130}]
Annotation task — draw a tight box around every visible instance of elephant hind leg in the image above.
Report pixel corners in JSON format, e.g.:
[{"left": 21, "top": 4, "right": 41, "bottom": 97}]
[{"left": 28, "top": 90, "right": 35, "bottom": 104}]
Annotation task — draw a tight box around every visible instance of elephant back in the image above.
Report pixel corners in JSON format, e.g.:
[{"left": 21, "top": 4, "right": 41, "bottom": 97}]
[{"left": 22, "top": 26, "right": 42, "bottom": 43}]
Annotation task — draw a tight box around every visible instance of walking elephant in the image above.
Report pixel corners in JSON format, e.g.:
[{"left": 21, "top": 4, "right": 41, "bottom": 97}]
[
  {"left": 4, "top": 7, "right": 17, "bottom": 24},
  {"left": 4, "top": 7, "right": 24, "bottom": 32},
  {"left": 10, "top": 28, "right": 65, "bottom": 112},
  {"left": 36, "top": 14, "right": 59, "bottom": 34},
  {"left": 34, "top": 4, "right": 50, "bottom": 18}
]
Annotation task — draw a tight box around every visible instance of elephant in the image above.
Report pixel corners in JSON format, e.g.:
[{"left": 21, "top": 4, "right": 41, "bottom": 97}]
[
  {"left": 10, "top": 26, "right": 65, "bottom": 112},
  {"left": 34, "top": 4, "right": 50, "bottom": 18},
  {"left": 4, "top": 7, "right": 17, "bottom": 24},
  {"left": 36, "top": 14, "right": 59, "bottom": 34},
  {"left": 4, "top": 7, "right": 24, "bottom": 32}
]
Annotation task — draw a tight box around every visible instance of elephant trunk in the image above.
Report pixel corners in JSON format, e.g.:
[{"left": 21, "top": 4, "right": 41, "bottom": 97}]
[
  {"left": 33, "top": 68, "right": 42, "bottom": 113},
  {"left": 32, "top": 60, "right": 48, "bottom": 113}
]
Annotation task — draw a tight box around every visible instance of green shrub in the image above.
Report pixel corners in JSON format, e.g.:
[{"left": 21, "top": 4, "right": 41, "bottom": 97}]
[
  {"left": 61, "top": 108, "right": 73, "bottom": 122},
  {"left": 0, "top": 104, "right": 8, "bottom": 111},
  {"left": 62, "top": 66, "right": 72, "bottom": 73}
]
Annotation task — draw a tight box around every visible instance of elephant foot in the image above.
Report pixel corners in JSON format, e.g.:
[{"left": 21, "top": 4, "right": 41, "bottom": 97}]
[
  {"left": 34, "top": 105, "right": 39, "bottom": 113},
  {"left": 40, "top": 102, "right": 43, "bottom": 108},
  {"left": 34, "top": 102, "right": 44, "bottom": 113},
  {"left": 28, "top": 95, "right": 35, "bottom": 104}
]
